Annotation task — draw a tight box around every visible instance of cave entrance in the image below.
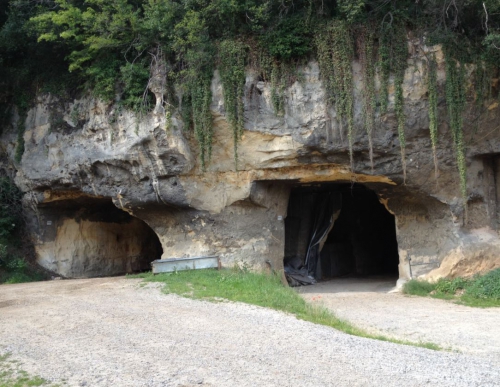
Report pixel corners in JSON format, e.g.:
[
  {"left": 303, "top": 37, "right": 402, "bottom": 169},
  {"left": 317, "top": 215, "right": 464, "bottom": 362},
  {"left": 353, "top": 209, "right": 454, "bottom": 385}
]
[
  {"left": 37, "top": 196, "right": 163, "bottom": 277},
  {"left": 284, "top": 183, "right": 399, "bottom": 286}
]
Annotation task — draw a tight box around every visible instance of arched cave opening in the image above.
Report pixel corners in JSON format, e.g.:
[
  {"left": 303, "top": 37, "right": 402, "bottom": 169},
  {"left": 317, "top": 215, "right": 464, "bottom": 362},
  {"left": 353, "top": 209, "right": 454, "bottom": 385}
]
[
  {"left": 37, "top": 196, "right": 163, "bottom": 277},
  {"left": 284, "top": 183, "right": 399, "bottom": 286}
]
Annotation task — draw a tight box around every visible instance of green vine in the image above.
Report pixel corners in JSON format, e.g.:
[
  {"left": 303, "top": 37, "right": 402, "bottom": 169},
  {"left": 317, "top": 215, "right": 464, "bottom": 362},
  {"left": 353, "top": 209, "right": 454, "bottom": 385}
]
[
  {"left": 445, "top": 53, "right": 467, "bottom": 211},
  {"left": 315, "top": 20, "right": 355, "bottom": 170},
  {"left": 270, "top": 61, "right": 287, "bottom": 117},
  {"left": 193, "top": 78, "right": 213, "bottom": 171},
  {"left": 175, "top": 35, "right": 216, "bottom": 170},
  {"left": 14, "top": 100, "right": 29, "bottom": 164},
  {"left": 378, "top": 28, "right": 390, "bottom": 115},
  {"left": 180, "top": 93, "right": 192, "bottom": 132},
  {"left": 379, "top": 22, "right": 408, "bottom": 183},
  {"left": 164, "top": 107, "right": 172, "bottom": 132},
  {"left": 474, "top": 62, "right": 492, "bottom": 111},
  {"left": 219, "top": 39, "right": 247, "bottom": 169},
  {"left": 256, "top": 49, "right": 288, "bottom": 117},
  {"left": 427, "top": 54, "right": 439, "bottom": 179},
  {"left": 14, "top": 116, "right": 25, "bottom": 164},
  {"left": 357, "top": 25, "right": 376, "bottom": 171},
  {"left": 188, "top": 72, "right": 213, "bottom": 171}
]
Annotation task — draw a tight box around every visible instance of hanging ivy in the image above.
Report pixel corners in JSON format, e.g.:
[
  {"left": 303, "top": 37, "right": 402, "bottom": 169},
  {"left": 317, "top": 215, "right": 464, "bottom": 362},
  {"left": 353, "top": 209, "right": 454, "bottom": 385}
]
[
  {"left": 427, "top": 54, "right": 439, "bottom": 179},
  {"left": 14, "top": 113, "right": 26, "bottom": 164},
  {"left": 379, "top": 22, "right": 409, "bottom": 183},
  {"left": 270, "top": 61, "right": 287, "bottom": 117},
  {"left": 378, "top": 29, "right": 390, "bottom": 116},
  {"left": 357, "top": 25, "right": 376, "bottom": 171},
  {"left": 255, "top": 48, "right": 291, "bottom": 118},
  {"left": 219, "top": 39, "right": 247, "bottom": 169},
  {"left": 474, "top": 62, "right": 492, "bottom": 111},
  {"left": 315, "top": 20, "right": 355, "bottom": 170},
  {"left": 14, "top": 96, "right": 29, "bottom": 164},
  {"left": 173, "top": 28, "right": 216, "bottom": 171},
  {"left": 445, "top": 53, "right": 468, "bottom": 211},
  {"left": 186, "top": 71, "right": 213, "bottom": 171}
]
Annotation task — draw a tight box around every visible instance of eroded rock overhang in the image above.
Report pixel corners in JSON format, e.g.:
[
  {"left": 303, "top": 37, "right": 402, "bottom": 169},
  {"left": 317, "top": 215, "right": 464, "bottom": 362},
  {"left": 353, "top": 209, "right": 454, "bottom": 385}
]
[{"left": 2, "top": 48, "right": 500, "bottom": 280}]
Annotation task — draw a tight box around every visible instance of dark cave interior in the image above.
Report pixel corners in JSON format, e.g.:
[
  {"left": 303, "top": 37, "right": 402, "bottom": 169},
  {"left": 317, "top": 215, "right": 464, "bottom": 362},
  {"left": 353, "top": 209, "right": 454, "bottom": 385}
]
[{"left": 284, "top": 183, "right": 399, "bottom": 280}]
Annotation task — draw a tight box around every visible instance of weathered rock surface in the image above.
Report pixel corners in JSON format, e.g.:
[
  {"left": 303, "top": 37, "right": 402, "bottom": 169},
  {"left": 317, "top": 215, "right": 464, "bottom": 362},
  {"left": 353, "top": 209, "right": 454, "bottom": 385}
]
[
  {"left": 34, "top": 195, "right": 162, "bottom": 277},
  {"left": 2, "top": 42, "right": 500, "bottom": 280}
]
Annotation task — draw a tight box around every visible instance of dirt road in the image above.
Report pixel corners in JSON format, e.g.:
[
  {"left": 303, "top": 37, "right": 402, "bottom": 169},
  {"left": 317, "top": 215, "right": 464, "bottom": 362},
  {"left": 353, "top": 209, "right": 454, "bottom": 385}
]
[
  {"left": 0, "top": 277, "right": 499, "bottom": 386},
  {"left": 299, "top": 277, "right": 500, "bottom": 362}
]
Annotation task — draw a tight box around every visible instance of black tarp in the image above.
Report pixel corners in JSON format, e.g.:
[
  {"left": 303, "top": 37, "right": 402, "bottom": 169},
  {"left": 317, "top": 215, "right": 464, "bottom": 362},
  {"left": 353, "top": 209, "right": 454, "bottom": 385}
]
[
  {"left": 284, "top": 256, "right": 316, "bottom": 286},
  {"left": 304, "top": 192, "right": 342, "bottom": 278},
  {"left": 284, "top": 184, "right": 399, "bottom": 286},
  {"left": 284, "top": 191, "right": 341, "bottom": 286}
]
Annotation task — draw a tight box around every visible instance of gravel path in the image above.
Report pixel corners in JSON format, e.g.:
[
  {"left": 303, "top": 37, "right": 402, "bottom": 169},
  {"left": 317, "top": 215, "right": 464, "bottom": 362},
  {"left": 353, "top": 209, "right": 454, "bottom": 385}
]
[
  {"left": 299, "top": 277, "right": 500, "bottom": 363},
  {"left": 0, "top": 277, "right": 499, "bottom": 387}
]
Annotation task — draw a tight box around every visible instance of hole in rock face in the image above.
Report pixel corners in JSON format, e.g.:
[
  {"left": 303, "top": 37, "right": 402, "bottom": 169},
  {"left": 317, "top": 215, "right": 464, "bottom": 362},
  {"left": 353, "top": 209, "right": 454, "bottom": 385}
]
[
  {"left": 284, "top": 183, "right": 399, "bottom": 285},
  {"left": 38, "top": 196, "right": 162, "bottom": 277}
]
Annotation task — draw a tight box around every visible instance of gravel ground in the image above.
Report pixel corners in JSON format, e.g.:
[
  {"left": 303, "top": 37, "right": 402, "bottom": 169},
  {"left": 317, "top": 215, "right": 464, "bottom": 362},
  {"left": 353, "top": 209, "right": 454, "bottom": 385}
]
[
  {"left": 299, "top": 277, "right": 500, "bottom": 363},
  {"left": 0, "top": 277, "right": 499, "bottom": 387}
]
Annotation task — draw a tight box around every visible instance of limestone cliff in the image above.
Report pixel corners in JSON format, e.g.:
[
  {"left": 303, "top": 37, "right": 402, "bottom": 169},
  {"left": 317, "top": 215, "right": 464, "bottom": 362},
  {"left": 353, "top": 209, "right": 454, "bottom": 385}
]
[{"left": 2, "top": 42, "right": 500, "bottom": 281}]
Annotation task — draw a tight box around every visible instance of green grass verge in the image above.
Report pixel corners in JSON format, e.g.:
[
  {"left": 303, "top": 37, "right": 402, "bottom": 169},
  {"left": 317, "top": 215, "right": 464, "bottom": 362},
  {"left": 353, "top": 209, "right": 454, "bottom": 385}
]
[
  {"left": 0, "top": 237, "right": 49, "bottom": 285},
  {"left": 0, "top": 353, "right": 56, "bottom": 387},
  {"left": 402, "top": 278, "right": 436, "bottom": 297},
  {"left": 130, "top": 269, "right": 441, "bottom": 351},
  {"left": 0, "top": 270, "right": 46, "bottom": 285},
  {"left": 403, "top": 268, "right": 500, "bottom": 308}
]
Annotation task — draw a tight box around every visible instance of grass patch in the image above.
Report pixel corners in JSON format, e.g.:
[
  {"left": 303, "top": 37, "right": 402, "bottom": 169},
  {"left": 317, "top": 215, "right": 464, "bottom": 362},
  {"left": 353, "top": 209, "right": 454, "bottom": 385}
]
[
  {"left": 465, "top": 268, "right": 500, "bottom": 300},
  {"left": 0, "top": 270, "right": 46, "bottom": 285},
  {"left": 403, "top": 268, "right": 500, "bottom": 308},
  {"left": 458, "top": 295, "right": 500, "bottom": 308},
  {"left": 130, "top": 269, "right": 441, "bottom": 351},
  {"left": 0, "top": 352, "right": 56, "bottom": 387},
  {"left": 402, "top": 279, "right": 436, "bottom": 296},
  {"left": 0, "top": 240, "right": 49, "bottom": 285}
]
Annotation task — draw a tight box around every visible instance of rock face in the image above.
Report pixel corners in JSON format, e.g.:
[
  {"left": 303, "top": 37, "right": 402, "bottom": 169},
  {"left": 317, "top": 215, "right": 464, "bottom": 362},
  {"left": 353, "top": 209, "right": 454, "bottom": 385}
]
[
  {"left": 34, "top": 195, "right": 163, "bottom": 277},
  {"left": 2, "top": 43, "right": 500, "bottom": 281}
]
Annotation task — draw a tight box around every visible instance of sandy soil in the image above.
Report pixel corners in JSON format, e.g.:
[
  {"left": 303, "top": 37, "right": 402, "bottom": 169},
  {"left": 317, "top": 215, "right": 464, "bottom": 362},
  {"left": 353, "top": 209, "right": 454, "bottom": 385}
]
[
  {"left": 0, "top": 277, "right": 499, "bottom": 387},
  {"left": 299, "top": 276, "right": 500, "bottom": 362}
]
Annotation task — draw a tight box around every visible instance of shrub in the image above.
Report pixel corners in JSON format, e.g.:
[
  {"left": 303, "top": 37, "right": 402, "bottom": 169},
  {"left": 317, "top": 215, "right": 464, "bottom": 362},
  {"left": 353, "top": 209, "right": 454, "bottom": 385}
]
[
  {"left": 0, "top": 177, "right": 48, "bottom": 285},
  {"left": 0, "top": 250, "right": 45, "bottom": 284},
  {"left": 466, "top": 268, "right": 500, "bottom": 300},
  {"left": 403, "top": 279, "right": 436, "bottom": 296},
  {"left": 0, "top": 177, "right": 22, "bottom": 237},
  {"left": 435, "top": 277, "right": 470, "bottom": 294},
  {"left": 404, "top": 270, "right": 500, "bottom": 307},
  {"left": 5, "top": 256, "right": 27, "bottom": 272},
  {"left": 4, "top": 271, "right": 44, "bottom": 284},
  {"left": 262, "top": 14, "right": 312, "bottom": 60}
]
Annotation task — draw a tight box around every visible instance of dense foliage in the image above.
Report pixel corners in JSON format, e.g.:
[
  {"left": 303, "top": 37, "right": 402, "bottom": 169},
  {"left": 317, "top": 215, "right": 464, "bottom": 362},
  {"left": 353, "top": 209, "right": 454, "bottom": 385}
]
[
  {"left": 0, "top": 176, "right": 46, "bottom": 283},
  {"left": 403, "top": 268, "right": 500, "bottom": 307},
  {"left": 1, "top": 0, "right": 499, "bottom": 188},
  {"left": 315, "top": 20, "right": 355, "bottom": 169},
  {"left": 427, "top": 54, "right": 439, "bottom": 179},
  {"left": 466, "top": 268, "right": 500, "bottom": 300},
  {"left": 0, "top": 177, "right": 22, "bottom": 238}
]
